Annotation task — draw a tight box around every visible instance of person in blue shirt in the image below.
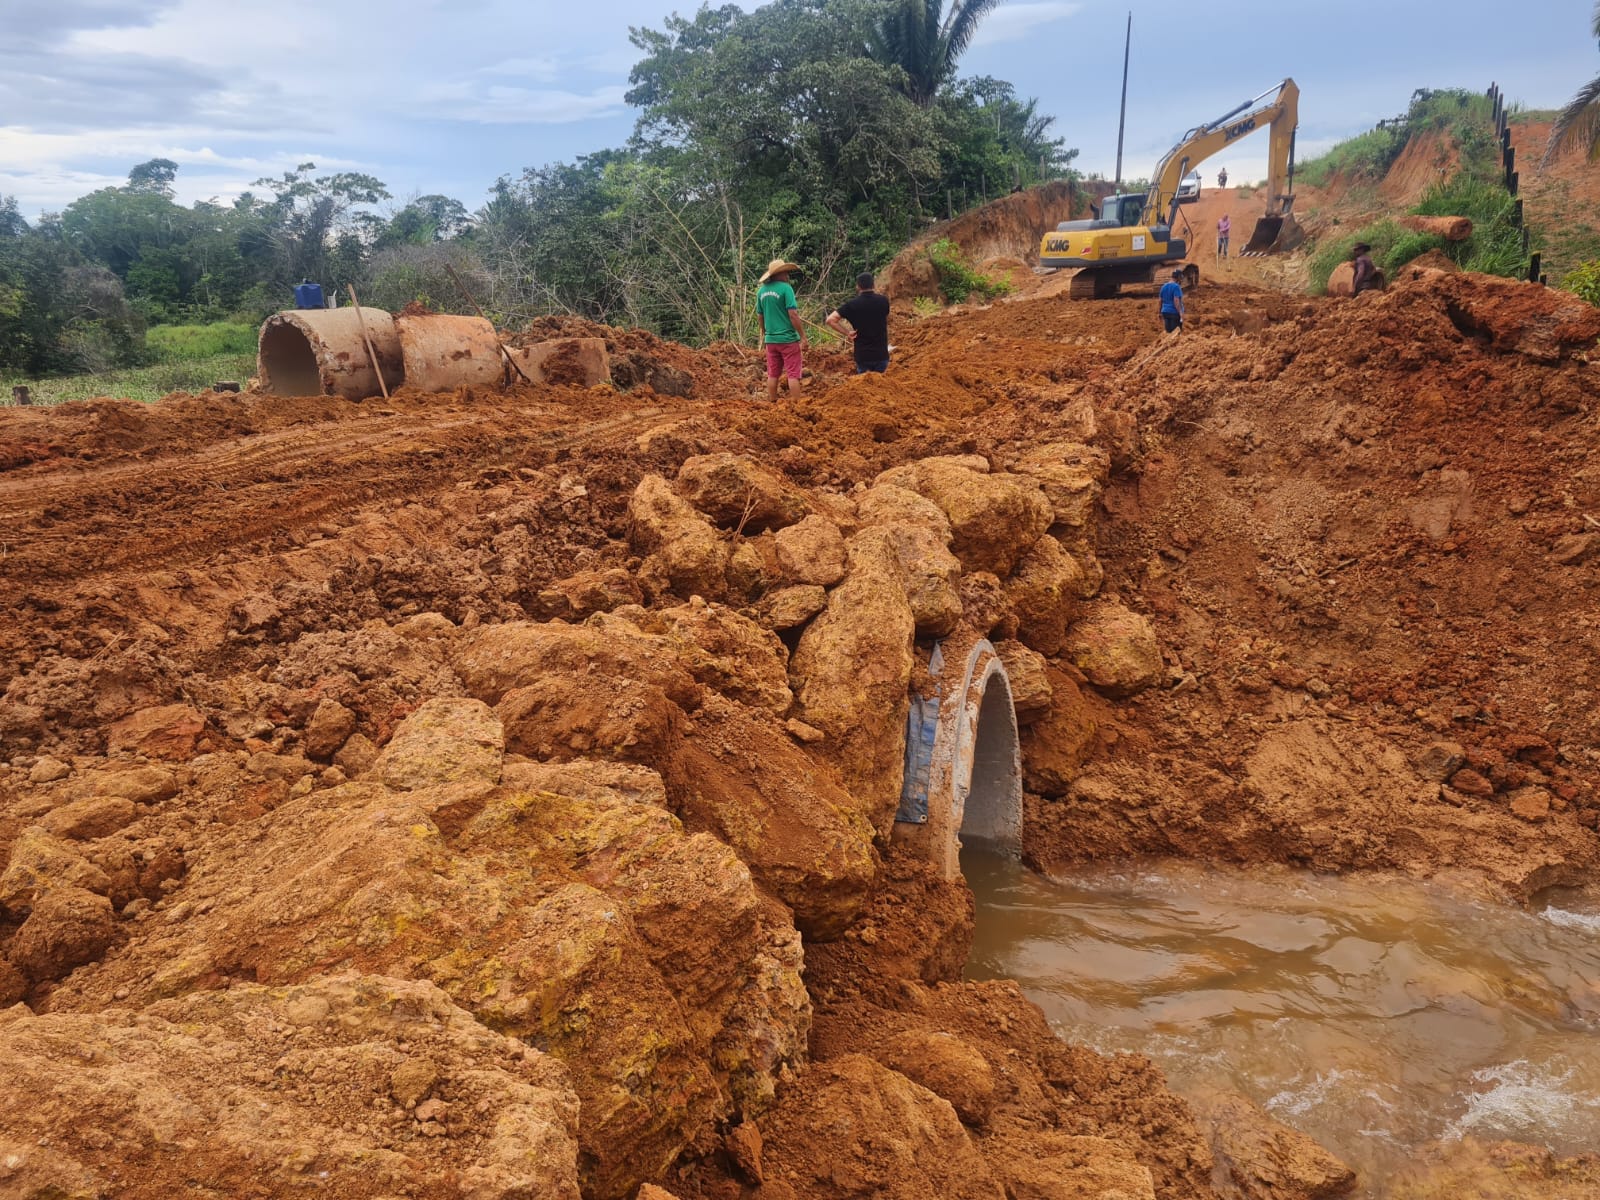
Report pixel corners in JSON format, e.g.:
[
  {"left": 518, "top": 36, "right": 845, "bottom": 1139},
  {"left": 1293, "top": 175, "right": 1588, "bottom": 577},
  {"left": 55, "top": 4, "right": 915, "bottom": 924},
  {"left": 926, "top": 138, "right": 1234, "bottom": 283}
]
[{"left": 1158, "top": 269, "right": 1185, "bottom": 334}]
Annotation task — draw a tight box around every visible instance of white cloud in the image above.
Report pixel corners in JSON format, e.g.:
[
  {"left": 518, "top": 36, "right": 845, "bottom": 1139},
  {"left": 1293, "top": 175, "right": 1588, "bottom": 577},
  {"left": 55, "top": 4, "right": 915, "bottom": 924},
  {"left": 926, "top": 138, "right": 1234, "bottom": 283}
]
[
  {"left": 414, "top": 82, "right": 631, "bottom": 125},
  {"left": 970, "top": 2, "right": 1082, "bottom": 47}
]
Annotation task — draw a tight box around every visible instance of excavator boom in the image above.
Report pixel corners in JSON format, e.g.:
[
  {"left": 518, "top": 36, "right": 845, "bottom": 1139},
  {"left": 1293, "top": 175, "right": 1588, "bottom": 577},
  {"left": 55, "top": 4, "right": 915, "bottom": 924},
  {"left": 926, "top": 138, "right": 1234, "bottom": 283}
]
[
  {"left": 1036, "top": 78, "right": 1302, "bottom": 296},
  {"left": 1143, "top": 78, "right": 1300, "bottom": 253}
]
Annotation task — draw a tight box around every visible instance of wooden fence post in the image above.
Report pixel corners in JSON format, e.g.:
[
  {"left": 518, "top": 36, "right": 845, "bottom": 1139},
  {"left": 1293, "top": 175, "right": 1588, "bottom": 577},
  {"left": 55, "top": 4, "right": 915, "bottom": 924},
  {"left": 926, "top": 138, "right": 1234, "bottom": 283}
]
[{"left": 1528, "top": 252, "right": 1541, "bottom": 282}]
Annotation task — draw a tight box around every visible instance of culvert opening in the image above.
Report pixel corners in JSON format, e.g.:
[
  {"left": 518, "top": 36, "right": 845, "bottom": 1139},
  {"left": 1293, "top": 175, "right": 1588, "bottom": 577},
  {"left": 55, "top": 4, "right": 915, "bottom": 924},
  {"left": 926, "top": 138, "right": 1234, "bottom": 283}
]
[
  {"left": 960, "top": 673, "right": 1021, "bottom": 854},
  {"left": 895, "top": 638, "right": 1024, "bottom": 878},
  {"left": 258, "top": 321, "right": 322, "bottom": 396}
]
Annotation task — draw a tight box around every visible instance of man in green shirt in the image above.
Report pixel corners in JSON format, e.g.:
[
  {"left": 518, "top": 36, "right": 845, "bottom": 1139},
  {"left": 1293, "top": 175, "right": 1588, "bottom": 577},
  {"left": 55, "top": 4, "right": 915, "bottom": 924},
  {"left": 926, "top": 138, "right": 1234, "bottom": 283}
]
[{"left": 756, "top": 258, "right": 807, "bottom": 402}]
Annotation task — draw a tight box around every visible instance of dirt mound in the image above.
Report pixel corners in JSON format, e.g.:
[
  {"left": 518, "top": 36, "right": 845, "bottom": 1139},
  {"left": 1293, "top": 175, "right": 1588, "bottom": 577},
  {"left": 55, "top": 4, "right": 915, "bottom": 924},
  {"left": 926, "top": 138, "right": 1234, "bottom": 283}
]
[
  {"left": 880, "top": 179, "right": 1112, "bottom": 303},
  {"left": 3, "top": 265, "right": 1599, "bottom": 1199}
]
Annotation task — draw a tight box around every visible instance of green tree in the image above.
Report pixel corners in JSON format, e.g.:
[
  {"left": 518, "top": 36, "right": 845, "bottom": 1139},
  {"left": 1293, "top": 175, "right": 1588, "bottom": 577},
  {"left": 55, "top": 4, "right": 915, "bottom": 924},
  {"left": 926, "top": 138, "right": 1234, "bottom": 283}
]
[
  {"left": 0, "top": 208, "right": 143, "bottom": 375},
  {"left": 1545, "top": 2, "right": 1600, "bottom": 165},
  {"left": 251, "top": 163, "right": 391, "bottom": 288},
  {"left": 377, "top": 194, "right": 472, "bottom": 248},
  {"left": 867, "top": 0, "right": 1003, "bottom": 108},
  {"left": 127, "top": 158, "right": 180, "bottom": 197}
]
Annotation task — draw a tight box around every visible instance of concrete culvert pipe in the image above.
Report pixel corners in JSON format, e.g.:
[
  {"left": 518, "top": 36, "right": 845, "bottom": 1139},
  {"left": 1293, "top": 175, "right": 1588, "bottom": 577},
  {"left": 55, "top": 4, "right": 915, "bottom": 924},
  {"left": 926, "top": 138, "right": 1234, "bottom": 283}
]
[
  {"left": 894, "top": 637, "right": 1023, "bottom": 880},
  {"left": 257, "top": 307, "right": 405, "bottom": 400},
  {"left": 395, "top": 312, "right": 505, "bottom": 392}
]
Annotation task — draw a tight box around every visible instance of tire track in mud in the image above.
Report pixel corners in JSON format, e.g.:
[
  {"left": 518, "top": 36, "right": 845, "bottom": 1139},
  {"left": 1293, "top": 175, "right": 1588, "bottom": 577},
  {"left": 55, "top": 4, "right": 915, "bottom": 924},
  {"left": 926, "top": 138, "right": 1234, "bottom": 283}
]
[{"left": 0, "top": 401, "right": 672, "bottom": 591}]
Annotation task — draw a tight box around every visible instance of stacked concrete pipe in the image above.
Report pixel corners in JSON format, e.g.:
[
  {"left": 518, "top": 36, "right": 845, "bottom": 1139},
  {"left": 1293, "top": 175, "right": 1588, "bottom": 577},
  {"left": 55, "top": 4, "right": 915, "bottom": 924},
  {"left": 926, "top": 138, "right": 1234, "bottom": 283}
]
[
  {"left": 258, "top": 307, "right": 614, "bottom": 398},
  {"left": 257, "top": 308, "right": 505, "bottom": 399},
  {"left": 257, "top": 307, "right": 406, "bottom": 400}
]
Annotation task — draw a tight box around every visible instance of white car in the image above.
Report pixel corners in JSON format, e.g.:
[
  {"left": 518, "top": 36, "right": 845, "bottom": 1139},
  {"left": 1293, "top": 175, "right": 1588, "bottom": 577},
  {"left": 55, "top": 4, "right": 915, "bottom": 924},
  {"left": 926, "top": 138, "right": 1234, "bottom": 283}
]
[{"left": 1176, "top": 171, "right": 1202, "bottom": 202}]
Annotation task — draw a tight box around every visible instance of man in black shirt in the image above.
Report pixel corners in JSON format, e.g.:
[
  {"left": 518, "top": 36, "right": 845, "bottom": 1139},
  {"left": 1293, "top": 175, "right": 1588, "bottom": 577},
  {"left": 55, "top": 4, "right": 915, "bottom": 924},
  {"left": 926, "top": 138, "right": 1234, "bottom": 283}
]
[{"left": 826, "top": 273, "right": 891, "bottom": 373}]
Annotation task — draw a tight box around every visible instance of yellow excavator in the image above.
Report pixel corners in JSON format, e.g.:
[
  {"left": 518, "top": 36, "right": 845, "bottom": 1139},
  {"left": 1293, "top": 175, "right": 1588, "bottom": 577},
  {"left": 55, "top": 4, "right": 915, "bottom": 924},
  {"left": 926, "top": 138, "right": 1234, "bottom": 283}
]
[{"left": 1040, "top": 78, "right": 1302, "bottom": 299}]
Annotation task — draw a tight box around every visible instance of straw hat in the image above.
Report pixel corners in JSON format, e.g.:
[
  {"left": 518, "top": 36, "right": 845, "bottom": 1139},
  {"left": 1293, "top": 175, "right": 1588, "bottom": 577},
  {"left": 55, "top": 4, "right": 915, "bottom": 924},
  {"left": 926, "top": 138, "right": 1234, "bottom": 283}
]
[
  {"left": 759, "top": 258, "right": 801, "bottom": 283},
  {"left": 1351, "top": 242, "right": 1371, "bottom": 254}
]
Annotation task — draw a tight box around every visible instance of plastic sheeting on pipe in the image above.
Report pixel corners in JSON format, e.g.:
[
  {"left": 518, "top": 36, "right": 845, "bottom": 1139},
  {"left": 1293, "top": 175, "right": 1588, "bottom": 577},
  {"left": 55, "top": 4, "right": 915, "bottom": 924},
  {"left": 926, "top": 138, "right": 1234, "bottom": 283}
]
[{"left": 894, "top": 636, "right": 1022, "bottom": 880}]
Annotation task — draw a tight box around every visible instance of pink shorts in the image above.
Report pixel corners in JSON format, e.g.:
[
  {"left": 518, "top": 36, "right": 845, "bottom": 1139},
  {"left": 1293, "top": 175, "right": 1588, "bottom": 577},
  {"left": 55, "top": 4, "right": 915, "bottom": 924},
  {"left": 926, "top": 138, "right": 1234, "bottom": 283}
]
[{"left": 765, "top": 341, "right": 803, "bottom": 380}]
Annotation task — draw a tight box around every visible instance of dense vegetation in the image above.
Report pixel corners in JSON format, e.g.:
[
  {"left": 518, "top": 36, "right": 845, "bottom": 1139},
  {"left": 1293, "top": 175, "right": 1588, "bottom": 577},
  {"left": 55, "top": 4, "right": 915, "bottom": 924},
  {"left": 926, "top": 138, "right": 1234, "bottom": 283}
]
[
  {"left": 0, "top": 0, "right": 1072, "bottom": 379},
  {"left": 1304, "top": 88, "right": 1535, "bottom": 293}
]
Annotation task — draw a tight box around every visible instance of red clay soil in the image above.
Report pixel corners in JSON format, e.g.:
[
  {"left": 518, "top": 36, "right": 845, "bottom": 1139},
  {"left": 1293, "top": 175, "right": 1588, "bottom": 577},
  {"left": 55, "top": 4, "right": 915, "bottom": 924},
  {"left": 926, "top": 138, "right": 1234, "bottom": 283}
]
[{"left": 3, "top": 263, "right": 1599, "bottom": 1199}]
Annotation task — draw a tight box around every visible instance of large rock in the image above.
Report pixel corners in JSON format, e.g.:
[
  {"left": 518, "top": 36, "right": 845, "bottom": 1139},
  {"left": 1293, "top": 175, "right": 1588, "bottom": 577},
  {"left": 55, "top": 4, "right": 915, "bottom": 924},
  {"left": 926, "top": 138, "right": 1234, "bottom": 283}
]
[
  {"left": 677, "top": 452, "right": 807, "bottom": 532},
  {"left": 876, "top": 1029, "right": 996, "bottom": 1127},
  {"left": 453, "top": 618, "right": 701, "bottom": 709},
  {"left": 38, "top": 796, "right": 137, "bottom": 840},
  {"left": 303, "top": 698, "right": 358, "bottom": 761},
  {"left": 760, "top": 1054, "right": 1005, "bottom": 1199},
  {"left": 857, "top": 483, "right": 954, "bottom": 542},
  {"left": 994, "top": 640, "right": 1052, "bottom": 725},
  {"left": 1006, "top": 535, "right": 1085, "bottom": 656},
  {"left": 875, "top": 458, "right": 1051, "bottom": 577},
  {"left": 775, "top": 514, "right": 848, "bottom": 586},
  {"left": 759, "top": 584, "right": 828, "bottom": 631},
  {"left": 983, "top": 1131, "right": 1157, "bottom": 1200},
  {"left": 1063, "top": 603, "right": 1163, "bottom": 698},
  {"left": 105, "top": 702, "right": 206, "bottom": 760},
  {"left": 0, "top": 973, "right": 584, "bottom": 1200},
  {"left": 497, "top": 673, "right": 681, "bottom": 765},
  {"left": 8, "top": 885, "right": 118, "bottom": 982},
  {"left": 375, "top": 697, "right": 504, "bottom": 791},
  {"left": 1020, "top": 669, "right": 1106, "bottom": 797},
  {"left": 1013, "top": 442, "right": 1109, "bottom": 533},
  {"left": 792, "top": 539, "right": 916, "bottom": 833},
  {"left": 47, "top": 713, "right": 809, "bottom": 1200},
  {"left": 628, "top": 473, "right": 729, "bottom": 600},
  {"left": 666, "top": 694, "right": 878, "bottom": 940},
  {"left": 1195, "top": 1090, "right": 1356, "bottom": 1200},
  {"left": 850, "top": 524, "right": 963, "bottom": 637},
  {"left": 645, "top": 601, "right": 794, "bottom": 715},
  {"left": 0, "top": 826, "right": 112, "bottom": 916}
]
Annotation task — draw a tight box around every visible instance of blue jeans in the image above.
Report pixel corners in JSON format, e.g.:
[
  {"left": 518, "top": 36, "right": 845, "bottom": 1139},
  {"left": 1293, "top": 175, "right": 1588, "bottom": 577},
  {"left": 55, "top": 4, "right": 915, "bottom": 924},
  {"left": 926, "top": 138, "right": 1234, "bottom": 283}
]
[{"left": 855, "top": 358, "right": 889, "bottom": 374}]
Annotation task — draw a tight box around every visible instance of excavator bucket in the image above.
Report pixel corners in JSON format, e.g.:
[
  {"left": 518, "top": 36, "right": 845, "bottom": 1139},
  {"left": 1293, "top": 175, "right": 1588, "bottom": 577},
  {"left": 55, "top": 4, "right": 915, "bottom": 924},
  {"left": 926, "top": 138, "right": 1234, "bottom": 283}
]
[{"left": 1241, "top": 212, "right": 1304, "bottom": 256}]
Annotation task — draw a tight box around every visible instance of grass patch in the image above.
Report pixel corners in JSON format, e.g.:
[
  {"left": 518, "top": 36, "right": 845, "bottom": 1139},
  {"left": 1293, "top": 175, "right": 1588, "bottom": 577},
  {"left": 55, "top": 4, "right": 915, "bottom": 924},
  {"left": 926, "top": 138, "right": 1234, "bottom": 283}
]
[
  {"left": 911, "top": 296, "right": 942, "bottom": 319},
  {"left": 927, "top": 238, "right": 1012, "bottom": 304},
  {"left": 145, "top": 321, "right": 258, "bottom": 360},
  {"left": 3, "top": 351, "right": 256, "bottom": 405},
  {"left": 1414, "top": 174, "right": 1531, "bottom": 277},
  {"left": 1309, "top": 220, "right": 1411, "bottom": 293},
  {"left": 1299, "top": 127, "right": 1408, "bottom": 189},
  {"left": 1561, "top": 259, "right": 1600, "bottom": 307}
]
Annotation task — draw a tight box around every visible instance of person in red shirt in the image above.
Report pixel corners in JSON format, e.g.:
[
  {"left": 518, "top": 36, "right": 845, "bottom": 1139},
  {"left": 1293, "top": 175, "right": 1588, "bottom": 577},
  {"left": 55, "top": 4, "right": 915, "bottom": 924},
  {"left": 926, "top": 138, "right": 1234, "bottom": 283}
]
[{"left": 1217, "top": 214, "right": 1231, "bottom": 259}]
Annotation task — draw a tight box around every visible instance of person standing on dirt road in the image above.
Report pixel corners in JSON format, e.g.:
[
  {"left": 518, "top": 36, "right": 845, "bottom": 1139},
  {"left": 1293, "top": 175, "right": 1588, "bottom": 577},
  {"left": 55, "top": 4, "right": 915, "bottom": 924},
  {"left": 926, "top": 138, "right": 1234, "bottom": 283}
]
[
  {"left": 756, "top": 258, "right": 807, "bottom": 401},
  {"left": 1159, "top": 269, "right": 1186, "bottom": 334},
  {"left": 1351, "top": 243, "right": 1380, "bottom": 294},
  {"left": 1217, "top": 166, "right": 1228, "bottom": 189},
  {"left": 826, "top": 273, "right": 892, "bottom": 374},
  {"left": 1217, "top": 214, "right": 1231, "bottom": 259}
]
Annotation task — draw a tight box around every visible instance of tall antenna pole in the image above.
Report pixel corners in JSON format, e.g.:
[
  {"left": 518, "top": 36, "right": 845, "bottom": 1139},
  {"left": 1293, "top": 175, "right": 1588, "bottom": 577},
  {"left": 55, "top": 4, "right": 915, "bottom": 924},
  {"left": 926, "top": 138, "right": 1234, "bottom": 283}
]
[{"left": 1114, "top": 11, "right": 1131, "bottom": 186}]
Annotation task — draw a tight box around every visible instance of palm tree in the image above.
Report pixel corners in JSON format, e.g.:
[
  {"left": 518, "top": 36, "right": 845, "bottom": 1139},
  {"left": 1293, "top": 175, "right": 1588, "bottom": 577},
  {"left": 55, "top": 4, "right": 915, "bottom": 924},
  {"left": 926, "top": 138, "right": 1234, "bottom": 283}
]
[
  {"left": 1545, "top": 0, "right": 1600, "bottom": 165},
  {"left": 868, "top": 0, "right": 1005, "bottom": 108}
]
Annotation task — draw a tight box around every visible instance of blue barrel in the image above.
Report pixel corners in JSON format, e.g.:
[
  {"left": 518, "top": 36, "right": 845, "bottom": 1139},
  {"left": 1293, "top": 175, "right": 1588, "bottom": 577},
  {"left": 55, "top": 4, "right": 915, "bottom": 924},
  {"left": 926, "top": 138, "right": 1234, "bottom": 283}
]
[{"left": 293, "top": 282, "right": 325, "bottom": 309}]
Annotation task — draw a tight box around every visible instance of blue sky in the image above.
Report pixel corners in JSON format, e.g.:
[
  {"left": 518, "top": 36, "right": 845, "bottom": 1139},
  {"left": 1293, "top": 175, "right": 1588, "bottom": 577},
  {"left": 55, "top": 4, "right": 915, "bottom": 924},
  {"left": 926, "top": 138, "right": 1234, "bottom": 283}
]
[{"left": 1, "top": 0, "right": 1595, "bottom": 219}]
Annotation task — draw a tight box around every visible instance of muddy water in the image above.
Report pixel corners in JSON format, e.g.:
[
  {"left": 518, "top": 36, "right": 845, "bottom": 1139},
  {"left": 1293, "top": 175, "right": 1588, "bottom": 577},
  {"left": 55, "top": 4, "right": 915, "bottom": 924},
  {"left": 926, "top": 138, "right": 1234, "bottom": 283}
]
[{"left": 965, "top": 854, "right": 1600, "bottom": 1190}]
